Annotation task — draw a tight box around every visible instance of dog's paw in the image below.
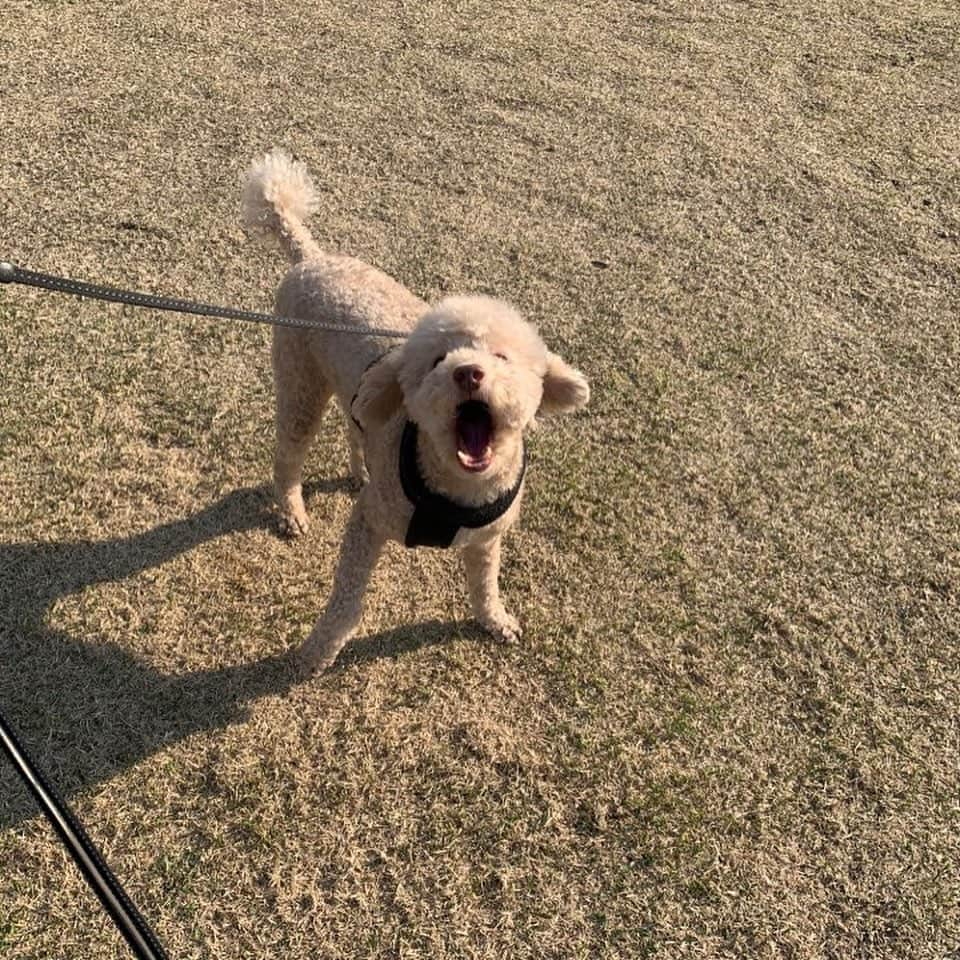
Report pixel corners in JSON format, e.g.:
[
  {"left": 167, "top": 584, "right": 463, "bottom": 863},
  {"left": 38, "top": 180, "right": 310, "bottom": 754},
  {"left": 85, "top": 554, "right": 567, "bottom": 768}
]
[
  {"left": 481, "top": 610, "right": 523, "bottom": 645},
  {"left": 277, "top": 507, "right": 310, "bottom": 538},
  {"left": 296, "top": 647, "right": 335, "bottom": 676},
  {"left": 297, "top": 629, "right": 344, "bottom": 675}
]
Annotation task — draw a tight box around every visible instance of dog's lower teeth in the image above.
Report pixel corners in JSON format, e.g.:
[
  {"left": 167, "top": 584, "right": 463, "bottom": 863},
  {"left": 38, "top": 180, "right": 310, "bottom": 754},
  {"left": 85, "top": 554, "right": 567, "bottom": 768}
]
[{"left": 457, "top": 448, "right": 491, "bottom": 468}]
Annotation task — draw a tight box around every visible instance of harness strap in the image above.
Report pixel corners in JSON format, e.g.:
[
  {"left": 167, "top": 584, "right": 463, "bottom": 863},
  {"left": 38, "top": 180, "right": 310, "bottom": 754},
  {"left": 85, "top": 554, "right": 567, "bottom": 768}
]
[{"left": 399, "top": 421, "right": 525, "bottom": 548}]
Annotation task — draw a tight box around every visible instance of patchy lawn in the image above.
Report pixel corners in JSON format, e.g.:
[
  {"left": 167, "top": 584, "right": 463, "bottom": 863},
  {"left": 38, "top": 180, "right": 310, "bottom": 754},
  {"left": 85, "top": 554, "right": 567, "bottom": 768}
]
[{"left": 1, "top": 1, "right": 958, "bottom": 957}]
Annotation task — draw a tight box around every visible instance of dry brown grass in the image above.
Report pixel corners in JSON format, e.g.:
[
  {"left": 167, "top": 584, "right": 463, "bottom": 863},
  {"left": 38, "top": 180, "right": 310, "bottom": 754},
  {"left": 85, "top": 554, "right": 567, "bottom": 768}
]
[{"left": 1, "top": 1, "right": 959, "bottom": 957}]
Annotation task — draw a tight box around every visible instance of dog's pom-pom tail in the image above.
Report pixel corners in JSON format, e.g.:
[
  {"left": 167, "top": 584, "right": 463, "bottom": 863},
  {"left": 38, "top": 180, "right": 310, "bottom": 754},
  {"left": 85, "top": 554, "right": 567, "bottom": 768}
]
[{"left": 241, "top": 149, "right": 320, "bottom": 263}]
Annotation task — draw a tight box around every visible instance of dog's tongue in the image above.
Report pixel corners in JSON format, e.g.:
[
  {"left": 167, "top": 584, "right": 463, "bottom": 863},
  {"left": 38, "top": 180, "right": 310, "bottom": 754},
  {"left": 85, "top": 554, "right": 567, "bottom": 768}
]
[{"left": 456, "top": 402, "right": 493, "bottom": 461}]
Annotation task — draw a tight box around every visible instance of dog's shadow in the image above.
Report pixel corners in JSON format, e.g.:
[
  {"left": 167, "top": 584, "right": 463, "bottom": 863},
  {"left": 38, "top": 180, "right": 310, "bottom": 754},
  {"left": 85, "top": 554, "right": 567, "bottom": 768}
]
[{"left": 0, "top": 486, "right": 461, "bottom": 829}]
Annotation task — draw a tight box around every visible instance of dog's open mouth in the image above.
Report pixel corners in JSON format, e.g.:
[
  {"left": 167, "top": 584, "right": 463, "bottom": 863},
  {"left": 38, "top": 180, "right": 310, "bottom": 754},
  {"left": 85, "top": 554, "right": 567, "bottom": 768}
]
[{"left": 455, "top": 401, "right": 494, "bottom": 472}]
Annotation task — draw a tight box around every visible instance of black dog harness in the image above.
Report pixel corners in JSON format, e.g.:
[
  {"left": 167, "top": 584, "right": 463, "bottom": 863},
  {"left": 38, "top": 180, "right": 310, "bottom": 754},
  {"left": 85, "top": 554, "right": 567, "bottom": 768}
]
[
  {"left": 399, "top": 421, "right": 526, "bottom": 548},
  {"left": 351, "top": 353, "right": 526, "bottom": 548}
]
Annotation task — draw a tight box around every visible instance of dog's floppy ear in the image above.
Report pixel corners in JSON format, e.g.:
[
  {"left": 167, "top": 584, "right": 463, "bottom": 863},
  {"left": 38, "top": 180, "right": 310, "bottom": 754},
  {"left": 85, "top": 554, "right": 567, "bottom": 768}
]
[
  {"left": 352, "top": 349, "right": 404, "bottom": 428},
  {"left": 539, "top": 352, "right": 590, "bottom": 415}
]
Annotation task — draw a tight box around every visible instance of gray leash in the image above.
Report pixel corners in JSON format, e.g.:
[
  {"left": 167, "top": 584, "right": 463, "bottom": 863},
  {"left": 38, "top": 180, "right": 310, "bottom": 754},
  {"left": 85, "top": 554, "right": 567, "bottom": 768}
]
[{"left": 0, "top": 261, "right": 410, "bottom": 339}]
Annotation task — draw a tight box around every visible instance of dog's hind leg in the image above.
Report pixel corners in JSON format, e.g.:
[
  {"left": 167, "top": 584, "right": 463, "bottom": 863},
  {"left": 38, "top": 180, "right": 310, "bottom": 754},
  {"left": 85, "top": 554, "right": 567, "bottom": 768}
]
[{"left": 273, "top": 329, "right": 331, "bottom": 536}]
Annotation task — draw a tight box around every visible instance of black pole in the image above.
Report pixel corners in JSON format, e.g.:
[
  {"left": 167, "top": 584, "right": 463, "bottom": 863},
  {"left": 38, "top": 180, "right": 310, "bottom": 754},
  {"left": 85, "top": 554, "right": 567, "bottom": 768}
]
[{"left": 0, "top": 708, "right": 169, "bottom": 960}]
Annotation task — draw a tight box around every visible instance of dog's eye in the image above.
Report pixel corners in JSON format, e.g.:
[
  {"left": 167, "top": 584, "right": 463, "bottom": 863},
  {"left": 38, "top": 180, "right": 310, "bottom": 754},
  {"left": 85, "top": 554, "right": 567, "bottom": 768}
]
[
  {"left": 431, "top": 354, "right": 446, "bottom": 369},
  {"left": 494, "top": 352, "right": 509, "bottom": 362}
]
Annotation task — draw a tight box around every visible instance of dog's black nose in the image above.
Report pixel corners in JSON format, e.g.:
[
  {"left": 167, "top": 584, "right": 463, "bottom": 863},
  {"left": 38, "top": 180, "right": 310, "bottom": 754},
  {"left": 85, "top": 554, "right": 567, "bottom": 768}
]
[{"left": 454, "top": 364, "right": 485, "bottom": 390}]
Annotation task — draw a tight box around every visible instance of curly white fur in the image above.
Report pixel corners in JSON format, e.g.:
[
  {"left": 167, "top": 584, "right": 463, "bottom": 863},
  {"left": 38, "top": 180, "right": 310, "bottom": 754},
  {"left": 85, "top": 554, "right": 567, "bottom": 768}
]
[
  {"left": 241, "top": 149, "right": 320, "bottom": 262},
  {"left": 241, "top": 150, "right": 589, "bottom": 673}
]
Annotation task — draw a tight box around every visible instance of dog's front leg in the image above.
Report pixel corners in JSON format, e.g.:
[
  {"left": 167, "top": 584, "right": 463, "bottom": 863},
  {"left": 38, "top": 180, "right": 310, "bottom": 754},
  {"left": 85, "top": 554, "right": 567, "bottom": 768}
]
[
  {"left": 462, "top": 536, "right": 522, "bottom": 644},
  {"left": 299, "top": 503, "right": 385, "bottom": 673}
]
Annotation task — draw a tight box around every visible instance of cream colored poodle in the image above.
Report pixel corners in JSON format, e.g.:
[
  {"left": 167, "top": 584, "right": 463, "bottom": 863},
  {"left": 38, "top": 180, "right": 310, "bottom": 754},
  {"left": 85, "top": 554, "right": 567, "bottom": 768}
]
[{"left": 242, "top": 150, "right": 589, "bottom": 672}]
